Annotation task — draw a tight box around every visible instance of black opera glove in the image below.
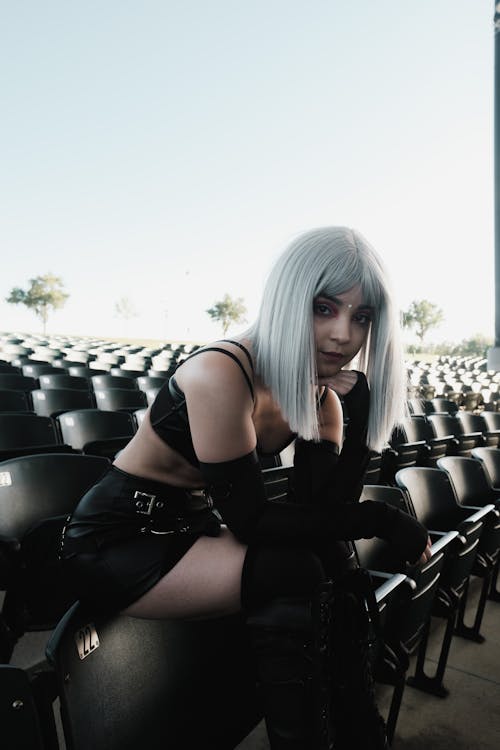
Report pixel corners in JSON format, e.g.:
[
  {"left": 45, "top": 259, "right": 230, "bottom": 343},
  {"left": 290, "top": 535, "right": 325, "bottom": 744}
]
[
  {"left": 291, "top": 372, "right": 372, "bottom": 507},
  {"left": 199, "top": 451, "right": 428, "bottom": 562}
]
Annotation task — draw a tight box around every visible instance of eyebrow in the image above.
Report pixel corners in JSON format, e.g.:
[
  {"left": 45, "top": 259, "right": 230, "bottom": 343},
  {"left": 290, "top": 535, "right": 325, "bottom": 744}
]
[{"left": 317, "top": 295, "right": 375, "bottom": 312}]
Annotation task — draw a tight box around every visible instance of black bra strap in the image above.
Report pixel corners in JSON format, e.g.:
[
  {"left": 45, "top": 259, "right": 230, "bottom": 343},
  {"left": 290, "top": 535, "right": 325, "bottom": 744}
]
[
  {"left": 181, "top": 346, "right": 255, "bottom": 401},
  {"left": 220, "top": 340, "right": 254, "bottom": 373}
]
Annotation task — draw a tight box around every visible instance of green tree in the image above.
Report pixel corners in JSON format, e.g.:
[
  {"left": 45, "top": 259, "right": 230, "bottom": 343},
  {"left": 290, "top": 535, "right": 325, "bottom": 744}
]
[
  {"left": 6, "top": 273, "right": 69, "bottom": 334},
  {"left": 402, "top": 299, "right": 444, "bottom": 344},
  {"left": 206, "top": 293, "right": 247, "bottom": 335},
  {"left": 114, "top": 296, "right": 138, "bottom": 321}
]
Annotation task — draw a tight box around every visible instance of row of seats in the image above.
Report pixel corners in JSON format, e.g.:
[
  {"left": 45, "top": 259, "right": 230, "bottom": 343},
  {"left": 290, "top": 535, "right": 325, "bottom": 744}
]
[{"left": 1, "top": 452, "right": 499, "bottom": 748}]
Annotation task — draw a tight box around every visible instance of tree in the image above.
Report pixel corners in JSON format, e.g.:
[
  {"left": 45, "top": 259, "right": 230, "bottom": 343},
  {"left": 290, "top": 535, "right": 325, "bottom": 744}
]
[
  {"left": 114, "top": 296, "right": 138, "bottom": 321},
  {"left": 6, "top": 273, "right": 69, "bottom": 334},
  {"left": 401, "top": 299, "right": 444, "bottom": 344},
  {"left": 206, "top": 293, "right": 247, "bottom": 335}
]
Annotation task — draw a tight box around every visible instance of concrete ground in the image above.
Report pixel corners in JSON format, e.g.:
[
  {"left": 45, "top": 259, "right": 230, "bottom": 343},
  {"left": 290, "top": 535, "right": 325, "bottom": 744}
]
[{"left": 8, "top": 573, "right": 500, "bottom": 749}]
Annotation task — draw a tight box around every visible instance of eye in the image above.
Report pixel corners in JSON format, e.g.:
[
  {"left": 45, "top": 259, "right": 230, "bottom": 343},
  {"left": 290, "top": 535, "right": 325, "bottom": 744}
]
[
  {"left": 353, "top": 312, "right": 372, "bottom": 326},
  {"left": 313, "top": 300, "right": 337, "bottom": 316}
]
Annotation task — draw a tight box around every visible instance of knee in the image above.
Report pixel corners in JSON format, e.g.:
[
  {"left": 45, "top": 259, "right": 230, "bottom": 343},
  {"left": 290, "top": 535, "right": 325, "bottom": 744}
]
[{"left": 241, "top": 545, "right": 326, "bottom": 611}]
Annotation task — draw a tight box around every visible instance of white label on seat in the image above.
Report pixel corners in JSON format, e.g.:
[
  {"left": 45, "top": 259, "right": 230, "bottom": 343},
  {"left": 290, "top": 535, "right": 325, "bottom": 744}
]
[
  {"left": 38, "top": 392, "right": 46, "bottom": 399},
  {"left": 75, "top": 623, "right": 100, "bottom": 660},
  {"left": 64, "top": 417, "right": 75, "bottom": 426},
  {"left": 0, "top": 472, "right": 12, "bottom": 487}
]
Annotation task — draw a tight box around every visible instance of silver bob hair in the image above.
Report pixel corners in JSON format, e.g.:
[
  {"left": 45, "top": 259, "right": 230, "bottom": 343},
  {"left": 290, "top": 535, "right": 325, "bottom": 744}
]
[{"left": 247, "top": 226, "right": 407, "bottom": 452}]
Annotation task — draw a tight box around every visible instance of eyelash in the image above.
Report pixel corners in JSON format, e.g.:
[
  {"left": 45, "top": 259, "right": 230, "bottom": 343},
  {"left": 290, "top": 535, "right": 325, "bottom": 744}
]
[{"left": 313, "top": 302, "right": 372, "bottom": 326}]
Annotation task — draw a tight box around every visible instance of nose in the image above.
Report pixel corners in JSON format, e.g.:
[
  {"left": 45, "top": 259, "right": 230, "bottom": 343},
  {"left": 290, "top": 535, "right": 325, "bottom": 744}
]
[{"left": 329, "top": 313, "right": 351, "bottom": 343}]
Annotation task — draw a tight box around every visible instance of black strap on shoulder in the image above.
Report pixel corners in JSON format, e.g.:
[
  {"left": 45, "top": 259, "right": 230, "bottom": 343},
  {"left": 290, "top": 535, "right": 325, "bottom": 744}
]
[
  {"left": 180, "top": 345, "right": 254, "bottom": 401},
  {"left": 220, "top": 340, "right": 254, "bottom": 372}
]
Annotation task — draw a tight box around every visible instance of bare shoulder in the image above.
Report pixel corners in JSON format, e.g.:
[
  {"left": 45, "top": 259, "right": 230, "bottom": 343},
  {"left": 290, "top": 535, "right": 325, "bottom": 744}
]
[
  {"left": 175, "top": 340, "right": 254, "bottom": 399},
  {"left": 176, "top": 340, "right": 256, "bottom": 462}
]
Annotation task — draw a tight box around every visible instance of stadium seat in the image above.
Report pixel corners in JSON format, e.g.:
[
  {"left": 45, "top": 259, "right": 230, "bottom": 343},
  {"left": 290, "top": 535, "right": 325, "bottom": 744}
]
[
  {"left": 56, "top": 409, "right": 136, "bottom": 457},
  {"left": 46, "top": 604, "right": 262, "bottom": 750},
  {"left": 0, "top": 413, "right": 74, "bottom": 461},
  {"left": 90, "top": 375, "right": 138, "bottom": 391},
  {"left": 30, "top": 388, "right": 95, "bottom": 419},
  {"left": 355, "top": 485, "right": 458, "bottom": 743},
  {"left": 38, "top": 373, "right": 90, "bottom": 391},
  {"left": 0, "top": 390, "right": 32, "bottom": 413},
  {"left": 0, "top": 452, "right": 110, "bottom": 662},
  {"left": 94, "top": 389, "right": 148, "bottom": 413},
  {"left": 396, "top": 466, "right": 493, "bottom": 691}
]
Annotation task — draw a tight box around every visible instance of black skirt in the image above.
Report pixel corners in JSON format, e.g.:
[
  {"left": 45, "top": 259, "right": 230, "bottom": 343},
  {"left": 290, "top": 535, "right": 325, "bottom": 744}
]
[{"left": 60, "top": 465, "right": 221, "bottom": 612}]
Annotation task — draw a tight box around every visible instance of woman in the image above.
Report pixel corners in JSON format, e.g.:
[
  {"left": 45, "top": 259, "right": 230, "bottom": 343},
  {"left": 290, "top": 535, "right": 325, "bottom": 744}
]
[{"left": 61, "top": 226, "right": 431, "bottom": 749}]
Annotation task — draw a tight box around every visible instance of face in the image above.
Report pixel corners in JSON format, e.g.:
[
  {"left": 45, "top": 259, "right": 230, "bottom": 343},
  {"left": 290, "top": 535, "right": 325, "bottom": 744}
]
[{"left": 313, "top": 284, "right": 373, "bottom": 380}]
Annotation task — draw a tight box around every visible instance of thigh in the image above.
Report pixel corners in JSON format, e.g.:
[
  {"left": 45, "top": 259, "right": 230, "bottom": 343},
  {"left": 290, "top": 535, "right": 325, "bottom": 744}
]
[{"left": 122, "top": 527, "right": 247, "bottom": 619}]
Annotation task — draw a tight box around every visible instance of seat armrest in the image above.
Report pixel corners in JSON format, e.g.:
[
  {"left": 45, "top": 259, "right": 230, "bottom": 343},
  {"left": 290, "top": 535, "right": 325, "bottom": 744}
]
[
  {"left": 429, "top": 529, "right": 460, "bottom": 556},
  {"left": 367, "top": 570, "right": 417, "bottom": 605}
]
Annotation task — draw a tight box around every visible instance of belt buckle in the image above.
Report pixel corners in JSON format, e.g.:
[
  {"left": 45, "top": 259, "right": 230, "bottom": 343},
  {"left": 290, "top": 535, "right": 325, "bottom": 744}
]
[{"left": 134, "top": 490, "right": 156, "bottom": 515}]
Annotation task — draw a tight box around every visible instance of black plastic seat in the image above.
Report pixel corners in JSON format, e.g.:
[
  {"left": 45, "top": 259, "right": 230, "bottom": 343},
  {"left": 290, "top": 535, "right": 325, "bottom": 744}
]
[
  {"left": 136, "top": 375, "right": 168, "bottom": 391},
  {"left": 430, "top": 398, "right": 459, "bottom": 415},
  {"left": 0, "top": 665, "right": 49, "bottom": 749},
  {"left": 56, "top": 409, "right": 136, "bottom": 457},
  {"left": 0, "top": 390, "right": 32, "bottom": 413},
  {"left": 437, "top": 456, "right": 500, "bottom": 617},
  {"left": 357, "top": 484, "right": 458, "bottom": 710},
  {"left": 38, "top": 373, "right": 90, "bottom": 391},
  {"left": 398, "top": 416, "right": 450, "bottom": 466},
  {"left": 471, "top": 446, "right": 500, "bottom": 491},
  {"left": 21, "top": 364, "right": 61, "bottom": 378},
  {"left": 456, "top": 411, "right": 500, "bottom": 447},
  {"left": 30, "top": 388, "right": 95, "bottom": 418},
  {"left": 0, "top": 413, "right": 73, "bottom": 461},
  {"left": 426, "top": 413, "right": 482, "bottom": 457},
  {"left": 0, "top": 452, "right": 110, "bottom": 662},
  {"left": 46, "top": 603, "right": 262, "bottom": 750},
  {"left": 396, "top": 466, "right": 494, "bottom": 691},
  {"left": 90, "top": 375, "right": 138, "bottom": 391},
  {"left": 0, "top": 374, "right": 38, "bottom": 392},
  {"left": 94, "top": 388, "right": 148, "bottom": 413}
]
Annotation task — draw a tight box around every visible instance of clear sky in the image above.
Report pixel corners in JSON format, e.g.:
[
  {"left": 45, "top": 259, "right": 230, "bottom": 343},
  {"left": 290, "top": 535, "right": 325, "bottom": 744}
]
[{"left": 0, "top": 0, "right": 495, "bottom": 346}]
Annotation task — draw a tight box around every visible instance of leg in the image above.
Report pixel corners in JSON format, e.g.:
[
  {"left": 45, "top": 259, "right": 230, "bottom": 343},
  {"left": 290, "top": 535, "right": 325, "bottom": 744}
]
[
  {"left": 242, "top": 546, "right": 333, "bottom": 750},
  {"left": 122, "top": 527, "right": 247, "bottom": 619}
]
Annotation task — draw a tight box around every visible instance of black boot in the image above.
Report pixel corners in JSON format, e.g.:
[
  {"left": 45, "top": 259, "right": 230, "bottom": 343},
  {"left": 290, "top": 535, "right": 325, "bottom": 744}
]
[
  {"left": 329, "top": 570, "right": 389, "bottom": 750},
  {"left": 246, "top": 594, "right": 333, "bottom": 749},
  {"left": 242, "top": 547, "right": 334, "bottom": 749}
]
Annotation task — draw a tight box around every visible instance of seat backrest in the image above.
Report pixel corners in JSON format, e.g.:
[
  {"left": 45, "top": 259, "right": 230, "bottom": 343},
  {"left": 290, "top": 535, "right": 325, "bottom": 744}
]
[
  {"left": 0, "top": 665, "right": 45, "bottom": 749},
  {"left": 395, "top": 467, "right": 460, "bottom": 530},
  {"left": 90, "top": 375, "right": 137, "bottom": 391},
  {"left": 480, "top": 411, "right": 500, "bottom": 431},
  {"left": 57, "top": 409, "right": 136, "bottom": 451},
  {"left": 30, "top": 388, "right": 95, "bottom": 418},
  {"left": 0, "top": 414, "right": 60, "bottom": 451},
  {"left": 436, "top": 456, "right": 496, "bottom": 508},
  {"left": 0, "top": 453, "right": 110, "bottom": 539},
  {"left": 38, "top": 374, "right": 90, "bottom": 391},
  {"left": 0, "top": 374, "right": 38, "bottom": 392},
  {"left": 471, "top": 446, "right": 500, "bottom": 489},
  {"left": 426, "top": 413, "right": 460, "bottom": 438},
  {"left": 430, "top": 398, "right": 458, "bottom": 415},
  {"left": 0, "top": 390, "right": 31, "bottom": 412},
  {"left": 46, "top": 603, "right": 262, "bottom": 750},
  {"left": 94, "top": 389, "right": 148, "bottom": 412},
  {"left": 136, "top": 375, "right": 168, "bottom": 391}
]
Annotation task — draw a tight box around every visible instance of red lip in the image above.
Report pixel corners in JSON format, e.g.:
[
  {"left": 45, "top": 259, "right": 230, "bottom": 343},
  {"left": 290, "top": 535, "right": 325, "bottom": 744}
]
[{"left": 320, "top": 351, "right": 343, "bottom": 360}]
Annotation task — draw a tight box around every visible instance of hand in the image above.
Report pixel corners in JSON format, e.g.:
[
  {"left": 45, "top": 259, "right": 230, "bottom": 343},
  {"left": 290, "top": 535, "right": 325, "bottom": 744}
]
[
  {"left": 417, "top": 536, "right": 432, "bottom": 566},
  {"left": 323, "top": 369, "right": 359, "bottom": 396}
]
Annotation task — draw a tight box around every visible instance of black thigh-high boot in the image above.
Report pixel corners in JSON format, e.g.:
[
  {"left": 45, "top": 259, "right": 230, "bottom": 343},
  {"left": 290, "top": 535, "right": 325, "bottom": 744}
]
[
  {"left": 242, "top": 546, "right": 334, "bottom": 750},
  {"left": 328, "top": 570, "right": 389, "bottom": 750}
]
